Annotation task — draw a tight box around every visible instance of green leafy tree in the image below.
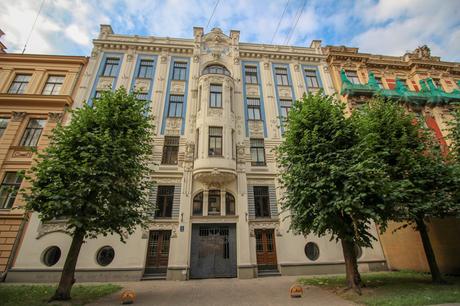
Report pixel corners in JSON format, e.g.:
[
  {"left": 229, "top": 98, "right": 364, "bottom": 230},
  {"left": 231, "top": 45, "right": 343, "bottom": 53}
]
[
  {"left": 24, "top": 88, "right": 154, "bottom": 301},
  {"left": 277, "top": 94, "right": 395, "bottom": 293},
  {"left": 353, "top": 98, "right": 460, "bottom": 284},
  {"left": 449, "top": 108, "right": 460, "bottom": 160}
]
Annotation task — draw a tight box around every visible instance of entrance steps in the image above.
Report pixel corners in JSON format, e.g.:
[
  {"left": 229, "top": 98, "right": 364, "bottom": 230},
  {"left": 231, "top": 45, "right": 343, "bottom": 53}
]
[
  {"left": 257, "top": 270, "right": 281, "bottom": 277},
  {"left": 141, "top": 273, "right": 167, "bottom": 281}
]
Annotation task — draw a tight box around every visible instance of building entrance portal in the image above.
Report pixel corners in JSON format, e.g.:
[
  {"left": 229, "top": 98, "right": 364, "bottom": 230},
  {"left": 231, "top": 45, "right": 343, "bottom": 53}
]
[{"left": 190, "top": 224, "right": 237, "bottom": 278}]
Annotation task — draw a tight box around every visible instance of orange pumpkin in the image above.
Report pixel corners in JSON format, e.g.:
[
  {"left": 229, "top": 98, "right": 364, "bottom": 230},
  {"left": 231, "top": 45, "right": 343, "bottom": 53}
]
[
  {"left": 120, "top": 289, "right": 136, "bottom": 304},
  {"left": 289, "top": 283, "right": 303, "bottom": 298}
]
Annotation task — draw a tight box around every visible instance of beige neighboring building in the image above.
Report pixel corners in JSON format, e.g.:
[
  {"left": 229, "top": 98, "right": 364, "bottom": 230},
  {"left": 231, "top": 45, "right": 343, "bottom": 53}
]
[
  {"left": 0, "top": 52, "right": 87, "bottom": 279},
  {"left": 8, "top": 25, "right": 386, "bottom": 282},
  {"left": 325, "top": 45, "right": 460, "bottom": 274}
]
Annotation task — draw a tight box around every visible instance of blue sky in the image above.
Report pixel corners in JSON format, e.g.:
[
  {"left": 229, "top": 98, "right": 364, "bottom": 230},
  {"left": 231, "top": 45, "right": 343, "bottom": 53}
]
[{"left": 1, "top": 0, "right": 459, "bottom": 61}]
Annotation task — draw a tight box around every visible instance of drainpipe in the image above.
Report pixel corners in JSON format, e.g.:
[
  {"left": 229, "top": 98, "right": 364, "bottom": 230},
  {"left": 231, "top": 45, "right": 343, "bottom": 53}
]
[{"left": 0, "top": 214, "right": 28, "bottom": 282}]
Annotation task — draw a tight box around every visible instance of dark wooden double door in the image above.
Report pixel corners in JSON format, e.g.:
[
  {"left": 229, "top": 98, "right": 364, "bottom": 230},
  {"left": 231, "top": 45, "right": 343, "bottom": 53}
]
[
  {"left": 144, "top": 230, "right": 171, "bottom": 275},
  {"left": 255, "top": 229, "right": 278, "bottom": 271}
]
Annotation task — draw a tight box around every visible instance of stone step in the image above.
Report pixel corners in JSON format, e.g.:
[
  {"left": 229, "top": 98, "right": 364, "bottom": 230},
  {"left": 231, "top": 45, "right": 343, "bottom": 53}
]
[
  {"left": 257, "top": 270, "right": 282, "bottom": 277},
  {"left": 141, "top": 274, "right": 167, "bottom": 281}
]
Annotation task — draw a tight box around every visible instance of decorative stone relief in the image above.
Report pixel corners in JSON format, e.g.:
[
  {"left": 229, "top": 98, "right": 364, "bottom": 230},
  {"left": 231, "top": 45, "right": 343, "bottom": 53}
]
[
  {"left": 278, "top": 87, "right": 292, "bottom": 99},
  {"left": 207, "top": 108, "right": 223, "bottom": 117},
  {"left": 37, "top": 221, "right": 70, "bottom": 239},
  {"left": 263, "top": 62, "right": 270, "bottom": 70},
  {"left": 134, "top": 79, "right": 151, "bottom": 92},
  {"left": 193, "top": 55, "right": 200, "bottom": 63},
  {"left": 48, "top": 112, "right": 64, "bottom": 123},
  {"left": 236, "top": 143, "right": 246, "bottom": 164},
  {"left": 12, "top": 149, "right": 33, "bottom": 158},
  {"left": 294, "top": 64, "right": 299, "bottom": 72},
  {"left": 165, "top": 118, "right": 182, "bottom": 136},
  {"left": 234, "top": 57, "right": 240, "bottom": 65},
  {"left": 97, "top": 76, "right": 114, "bottom": 90},
  {"left": 246, "top": 84, "right": 259, "bottom": 97},
  {"left": 248, "top": 120, "right": 264, "bottom": 138},
  {"left": 142, "top": 222, "right": 178, "bottom": 239},
  {"left": 249, "top": 221, "right": 281, "bottom": 237},
  {"left": 160, "top": 55, "right": 167, "bottom": 63},
  {"left": 12, "top": 112, "right": 26, "bottom": 122},
  {"left": 170, "top": 81, "right": 185, "bottom": 94}
]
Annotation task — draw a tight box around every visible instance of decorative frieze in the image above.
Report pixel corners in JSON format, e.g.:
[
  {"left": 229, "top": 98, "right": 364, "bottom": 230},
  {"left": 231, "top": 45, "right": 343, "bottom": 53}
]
[
  {"left": 11, "top": 111, "right": 26, "bottom": 122},
  {"left": 48, "top": 112, "right": 64, "bottom": 123},
  {"left": 97, "top": 76, "right": 114, "bottom": 90}
]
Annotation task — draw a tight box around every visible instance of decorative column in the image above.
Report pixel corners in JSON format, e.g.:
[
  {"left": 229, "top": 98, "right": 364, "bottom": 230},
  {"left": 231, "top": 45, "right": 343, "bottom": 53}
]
[
  {"left": 220, "top": 189, "right": 226, "bottom": 216},
  {"left": 203, "top": 189, "right": 209, "bottom": 216}
]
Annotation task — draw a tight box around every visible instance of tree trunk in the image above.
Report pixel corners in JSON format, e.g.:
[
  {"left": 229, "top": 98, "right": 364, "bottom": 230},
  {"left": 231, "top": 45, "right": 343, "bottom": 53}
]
[
  {"left": 341, "top": 238, "right": 362, "bottom": 294},
  {"left": 416, "top": 218, "right": 446, "bottom": 284},
  {"left": 50, "top": 228, "right": 85, "bottom": 301}
]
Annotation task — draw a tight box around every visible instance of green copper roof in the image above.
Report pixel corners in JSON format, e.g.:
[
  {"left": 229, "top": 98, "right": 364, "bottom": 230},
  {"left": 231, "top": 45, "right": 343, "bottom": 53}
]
[{"left": 340, "top": 69, "right": 460, "bottom": 106}]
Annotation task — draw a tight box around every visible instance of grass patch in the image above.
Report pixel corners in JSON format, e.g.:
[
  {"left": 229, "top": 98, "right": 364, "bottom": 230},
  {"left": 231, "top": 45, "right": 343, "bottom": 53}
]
[
  {"left": 299, "top": 270, "right": 460, "bottom": 306},
  {"left": 0, "top": 283, "right": 122, "bottom": 306}
]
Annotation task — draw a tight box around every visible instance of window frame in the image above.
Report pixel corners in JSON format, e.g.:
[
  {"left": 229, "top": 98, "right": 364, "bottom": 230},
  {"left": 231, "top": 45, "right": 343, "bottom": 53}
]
[
  {"left": 192, "top": 192, "right": 203, "bottom": 216},
  {"left": 172, "top": 62, "right": 187, "bottom": 81},
  {"left": 0, "top": 172, "right": 23, "bottom": 209},
  {"left": 19, "top": 118, "right": 46, "bottom": 147},
  {"left": 209, "top": 84, "right": 223, "bottom": 108},
  {"left": 102, "top": 57, "right": 120, "bottom": 77},
  {"left": 208, "top": 127, "right": 223, "bottom": 157},
  {"left": 304, "top": 69, "right": 320, "bottom": 88},
  {"left": 8, "top": 74, "right": 31, "bottom": 94},
  {"left": 42, "top": 75, "right": 65, "bottom": 95},
  {"left": 155, "top": 186, "right": 174, "bottom": 218},
  {"left": 208, "top": 190, "right": 221, "bottom": 215},
  {"left": 137, "top": 59, "right": 154, "bottom": 78},
  {"left": 254, "top": 186, "right": 270, "bottom": 218},
  {"left": 250, "top": 138, "right": 266, "bottom": 166},
  {"left": 167, "top": 95, "right": 184, "bottom": 118},
  {"left": 161, "top": 136, "right": 179, "bottom": 165},
  {"left": 225, "top": 192, "right": 236, "bottom": 215},
  {"left": 280, "top": 99, "right": 292, "bottom": 120},
  {"left": 275, "top": 67, "right": 289, "bottom": 86},
  {"left": 245, "top": 66, "right": 258, "bottom": 84},
  {"left": 345, "top": 70, "right": 360, "bottom": 84},
  {"left": 247, "top": 98, "right": 262, "bottom": 121}
]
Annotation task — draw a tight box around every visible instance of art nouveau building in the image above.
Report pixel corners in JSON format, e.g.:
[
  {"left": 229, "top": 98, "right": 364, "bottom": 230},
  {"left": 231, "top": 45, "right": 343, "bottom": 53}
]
[
  {"left": 7, "top": 25, "right": 386, "bottom": 282},
  {"left": 0, "top": 52, "right": 87, "bottom": 279},
  {"left": 325, "top": 45, "right": 460, "bottom": 274}
]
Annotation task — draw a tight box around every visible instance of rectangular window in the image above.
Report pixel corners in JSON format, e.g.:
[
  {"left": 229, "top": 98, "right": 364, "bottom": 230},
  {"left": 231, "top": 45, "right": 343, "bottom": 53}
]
[
  {"left": 345, "top": 70, "right": 360, "bottom": 84},
  {"left": 245, "top": 66, "right": 258, "bottom": 84},
  {"left": 155, "top": 186, "right": 174, "bottom": 218},
  {"left": 94, "top": 91, "right": 102, "bottom": 99},
  {"left": 209, "top": 84, "right": 222, "bottom": 108},
  {"left": 162, "top": 136, "right": 179, "bottom": 165},
  {"left": 280, "top": 99, "right": 292, "bottom": 119},
  {"left": 375, "top": 77, "right": 384, "bottom": 89},
  {"left": 42, "top": 76, "right": 64, "bottom": 95},
  {"left": 247, "top": 98, "right": 262, "bottom": 120},
  {"left": 172, "top": 62, "right": 187, "bottom": 81},
  {"left": 138, "top": 59, "right": 154, "bottom": 78},
  {"left": 135, "top": 92, "right": 149, "bottom": 101},
  {"left": 304, "top": 69, "right": 320, "bottom": 88},
  {"left": 102, "top": 58, "right": 120, "bottom": 77},
  {"left": 208, "top": 190, "right": 221, "bottom": 215},
  {"left": 254, "top": 186, "right": 270, "bottom": 218},
  {"left": 208, "top": 127, "right": 222, "bottom": 156},
  {"left": 275, "top": 67, "right": 289, "bottom": 86},
  {"left": 19, "top": 119, "right": 46, "bottom": 147},
  {"left": 0, "top": 118, "right": 9, "bottom": 138},
  {"left": 250, "top": 138, "right": 266, "bottom": 166},
  {"left": 168, "top": 95, "right": 184, "bottom": 118},
  {"left": 8, "top": 74, "right": 31, "bottom": 94},
  {"left": 0, "top": 172, "right": 23, "bottom": 209}
]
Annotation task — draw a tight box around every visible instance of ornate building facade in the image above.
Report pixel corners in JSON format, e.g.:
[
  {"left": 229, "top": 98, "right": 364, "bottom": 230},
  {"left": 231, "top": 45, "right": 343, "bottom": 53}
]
[
  {"left": 7, "top": 25, "right": 387, "bottom": 282},
  {"left": 0, "top": 52, "right": 87, "bottom": 279},
  {"left": 325, "top": 45, "right": 460, "bottom": 274}
]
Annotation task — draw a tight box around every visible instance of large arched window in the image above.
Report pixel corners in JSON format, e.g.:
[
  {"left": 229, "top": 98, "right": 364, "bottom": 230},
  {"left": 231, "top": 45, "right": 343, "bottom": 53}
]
[
  {"left": 225, "top": 192, "right": 235, "bottom": 215},
  {"left": 202, "top": 64, "right": 231, "bottom": 76},
  {"left": 193, "top": 192, "right": 203, "bottom": 216}
]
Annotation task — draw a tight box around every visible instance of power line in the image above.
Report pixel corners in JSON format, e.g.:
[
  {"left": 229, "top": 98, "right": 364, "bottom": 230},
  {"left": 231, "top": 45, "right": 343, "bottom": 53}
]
[
  {"left": 284, "top": 0, "right": 307, "bottom": 45},
  {"left": 22, "top": 0, "right": 46, "bottom": 54},
  {"left": 205, "top": 0, "right": 220, "bottom": 31},
  {"left": 270, "top": 0, "right": 290, "bottom": 45}
]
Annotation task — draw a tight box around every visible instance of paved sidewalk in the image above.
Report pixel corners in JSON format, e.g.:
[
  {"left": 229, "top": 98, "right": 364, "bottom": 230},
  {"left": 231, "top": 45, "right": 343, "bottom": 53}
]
[{"left": 88, "top": 276, "right": 354, "bottom": 306}]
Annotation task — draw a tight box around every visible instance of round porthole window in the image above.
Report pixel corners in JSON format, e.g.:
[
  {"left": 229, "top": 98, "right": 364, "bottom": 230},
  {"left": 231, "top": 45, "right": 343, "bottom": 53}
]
[
  {"left": 96, "top": 246, "right": 115, "bottom": 266},
  {"left": 354, "top": 245, "right": 363, "bottom": 259},
  {"left": 304, "top": 242, "right": 320, "bottom": 261},
  {"left": 42, "top": 246, "right": 61, "bottom": 266}
]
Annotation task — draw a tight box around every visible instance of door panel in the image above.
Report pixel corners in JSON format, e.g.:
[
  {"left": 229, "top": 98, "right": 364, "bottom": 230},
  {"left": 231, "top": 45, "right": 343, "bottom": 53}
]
[
  {"left": 190, "top": 224, "right": 237, "bottom": 278},
  {"left": 255, "top": 229, "right": 278, "bottom": 270},
  {"left": 144, "top": 230, "right": 171, "bottom": 275}
]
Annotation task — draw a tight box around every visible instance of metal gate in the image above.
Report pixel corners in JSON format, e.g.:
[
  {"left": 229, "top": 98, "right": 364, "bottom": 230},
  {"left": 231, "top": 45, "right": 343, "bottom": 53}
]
[{"left": 190, "top": 224, "right": 237, "bottom": 278}]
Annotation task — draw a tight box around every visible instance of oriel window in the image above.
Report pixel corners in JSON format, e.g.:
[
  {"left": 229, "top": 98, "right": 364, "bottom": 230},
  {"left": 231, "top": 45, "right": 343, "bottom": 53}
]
[
  {"left": 209, "top": 84, "right": 222, "bottom": 108},
  {"left": 304, "top": 69, "right": 320, "bottom": 88},
  {"left": 102, "top": 58, "right": 120, "bottom": 77},
  {"left": 168, "top": 95, "right": 184, "bottom": 118},
  {"left": 208, "top": 127, "right": 222, "bottom": 156},
  {"left": 162, "top": 136, "right": 179, "bottom": 165},
  {"left": 8, "top": 74, "right": 31, "bottom": 94},
  {"left": 247, "top": 98, "right": 262, "bottom": 120},
  {"left": 172, "top": 62, "right": 187, "bottom": 80},
  {"left": 0, "top": 172, "right": 23, "bottom": 209},
  {"left": 250, "top": 139, "right": 266, "bottom": 166},
  {"left": 245, "top": 66, "right": 258, "bottom": 84},
  {"left": 19, "top": 119, "right": 46, "bottom": 147},
  {"left": 254, "top": 186, "right": 270, "bottom": 218},
  {"left": 155, "top": 186, "right": 174, "bottom": 218},
  {"left": 42, "top": 76, "right": 64, "bottom": 95},
  {"left": 138, "top": 59, "right": 154, "bottom": 78},
  {"left": 275, "top": 67, "right": 289, "bottom": 86}
]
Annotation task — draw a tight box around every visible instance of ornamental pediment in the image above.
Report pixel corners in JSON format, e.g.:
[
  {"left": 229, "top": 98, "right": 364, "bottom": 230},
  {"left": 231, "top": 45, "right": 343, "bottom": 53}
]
[{"left": 202, "top": 28, "right": 232, "bottom": 59}]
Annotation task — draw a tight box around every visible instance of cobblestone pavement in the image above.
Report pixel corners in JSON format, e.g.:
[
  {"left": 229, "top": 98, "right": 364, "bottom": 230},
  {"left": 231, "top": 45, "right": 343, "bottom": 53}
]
[{"left": 88, "top": 276, "right": 355, "bottom": 306}]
